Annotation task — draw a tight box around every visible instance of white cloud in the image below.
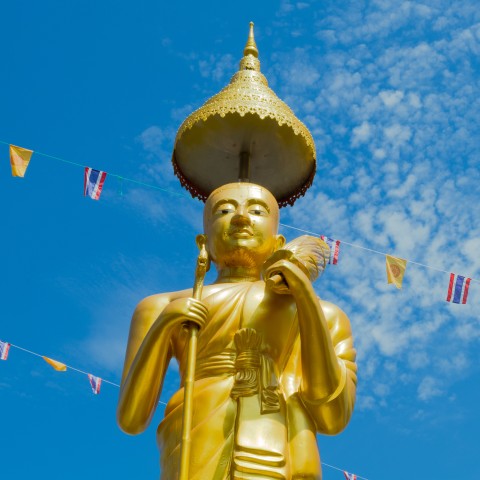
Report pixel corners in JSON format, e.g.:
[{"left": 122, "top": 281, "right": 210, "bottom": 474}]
[
  {"left": 296, "top": 2, "right": 309, "bottom": 10},
  {"left": 138, "top": 125, "right": 168, "bottom": 153},
  {"left": 418, "top": 376, "right": 443, "bottom": 401},
  {"left": 115, "top": 0, "right": 480, "bottom": 418},
  {"left": 273, "top": 0, "right": 480, "bottom": 414},
  {"left": 135, "top": 125, "right": 178, "bottom": 187},
  {"left": 379, "top": 89, "right": 404, "bottom": 108},
  {"left": 383, "top": 123, "right": 412, "bottom": 147},
  {"left": 198, "top": 53, "right": 235, "bottom": 82},
  {"left": 351, "top": 121, "right": 372, "bottom": 147},
  {"left": 356, "top": 394, "right": 376, "bottom": 411}
]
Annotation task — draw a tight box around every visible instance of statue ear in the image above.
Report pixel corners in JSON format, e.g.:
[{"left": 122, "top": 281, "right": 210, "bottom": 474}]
[
  {"left": 195, "top": 234, "right": 211, "bottom": 271},
  {"left": 196, "top": 234, "right": 208, "bottom": 251},
  {"left": 275, "top": 234, "right": 286, "bottom": 251}
]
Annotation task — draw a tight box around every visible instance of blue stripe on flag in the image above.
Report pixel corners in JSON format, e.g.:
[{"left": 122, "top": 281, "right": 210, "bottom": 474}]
[
  {"left": 86, "top": 169, "right": 101, "bottom": 197},
  {"left": 453, "top": 275, "right": 465, "bottom": 304},
  {"left": 89, "top": 168, "right": 100, "bottom": 186}
]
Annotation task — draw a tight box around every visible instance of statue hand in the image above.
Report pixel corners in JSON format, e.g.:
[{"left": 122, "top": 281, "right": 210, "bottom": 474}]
[
  {"left": 160, "top": 297, "right": 208, "bottom": 330},
  {"left": 264, "top": 259, "right": 311, "bottom": 296}
]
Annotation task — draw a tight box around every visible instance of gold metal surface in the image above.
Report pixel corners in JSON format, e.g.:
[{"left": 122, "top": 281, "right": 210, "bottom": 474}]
[
  {"left": 172, "top": 23, "right": 317, "bottom": 207},
  {"left": 178, "top": 324, "right": 197, "bottom": 480},
  {"left": 117, "top": 183, "right": 357, "bottom": 479},
  {"left": 179, "top": 236, "right": 210, "bottom": 480}
]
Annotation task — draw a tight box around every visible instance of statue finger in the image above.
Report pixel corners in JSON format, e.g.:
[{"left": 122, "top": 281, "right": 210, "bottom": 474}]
[
  {"left": 189, "top": 298, "right": 208, "bottom": 312},
  {"left": 189, "top": 303, "right": 209, "bottom": 317},
  {"left": 186, "top": 313, "right": 206, "bottom": 330}
]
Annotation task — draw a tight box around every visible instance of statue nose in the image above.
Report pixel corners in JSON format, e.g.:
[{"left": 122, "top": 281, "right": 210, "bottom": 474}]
[{"left": 231, "top": 207, "right": 251, "bottom": 226}]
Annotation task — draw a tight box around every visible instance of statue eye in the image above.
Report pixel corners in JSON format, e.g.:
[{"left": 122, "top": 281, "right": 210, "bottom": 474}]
[
  {"left": 216, "top": 204, "right": 235, "bottom": 215},
  {"left": 248, "top": 205, "right": 268, "bottom": 216}
]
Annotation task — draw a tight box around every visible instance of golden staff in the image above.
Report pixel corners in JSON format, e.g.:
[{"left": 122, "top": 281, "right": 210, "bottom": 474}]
[{"left": 179, "top": 235, "right": 209, "bottom": 480}]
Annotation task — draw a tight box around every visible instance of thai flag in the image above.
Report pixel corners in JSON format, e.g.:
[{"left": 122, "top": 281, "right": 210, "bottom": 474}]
[
  {"left": 88, "top": 374, "right": 102, "bottom": 394},
  {"left": 84, "top": 167, "right": 107, "bottom": 200},
  {"left": 344, "top": 472, "right": 357, "bottom": 480},
  {"left": 0, "top": 340, "right": 11, "bottom": 360},
  {"left": 320, "top": 235, "right": 340, "bottom": 265},
  {"left": 446, "top": 274, "right": 471, "bottom": 304}
]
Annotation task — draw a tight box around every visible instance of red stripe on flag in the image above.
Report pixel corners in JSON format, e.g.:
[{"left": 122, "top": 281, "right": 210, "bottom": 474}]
[
  {"left": 1, "top": 342, "right": 10, "bottom": 360},
  {"left": 332, "top": 241, "right": 340, "bottom": 264},
  {"left": 96, "top": 171, "right": 107, "bottom": 199},
  {"left": 446, "top": 273, "right": 455, "bottom": 302},
  {"left": 462, "top": 278, "right": 471, "bottom": 304},
  {"left": 83, "top": 167, "right": 89, "bottom": 196}
]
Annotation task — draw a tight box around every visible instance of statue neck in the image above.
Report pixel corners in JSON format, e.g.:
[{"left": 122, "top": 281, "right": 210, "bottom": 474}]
[{"left": 215, "top": 266, "right": 261, "bottom": 283}]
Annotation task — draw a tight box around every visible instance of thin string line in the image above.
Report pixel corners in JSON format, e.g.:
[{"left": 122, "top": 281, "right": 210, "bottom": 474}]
[
  {"left": 322, "top": 462, "right": 368, "bottom": 480},
  {"left": 7, "top": 341, "right": 367, "bottom": 479},
  {"left": 8, "top": 342, "right": 167, "bottom": 404},
  {"left": 280, "top": 223, "right": 480, "bottom": 285},
  {"left": 4, "top": 138, "right": 478, "bottom": 287},
  {"left": 2, "top": 139, "right": 189, "bottom": 199}
]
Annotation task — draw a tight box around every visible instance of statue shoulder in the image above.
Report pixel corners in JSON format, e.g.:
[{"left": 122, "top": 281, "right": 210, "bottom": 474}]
[
  {"left": 134, "top": 293, "right": 170, "bottom": 314},
  {"left": 132, "top": 289, "right": 190, "bottom": 327}
]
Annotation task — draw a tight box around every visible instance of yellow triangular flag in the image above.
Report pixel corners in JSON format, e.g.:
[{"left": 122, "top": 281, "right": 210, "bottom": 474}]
[
  {"left": 42, "top": 356, "right": 67, "bottom": 371},
  {"left": 9, "top": 145, "right": 33, "bottom": 177},
  {"left": 386, "top": 255, "right": 407, "bottom": 289}
]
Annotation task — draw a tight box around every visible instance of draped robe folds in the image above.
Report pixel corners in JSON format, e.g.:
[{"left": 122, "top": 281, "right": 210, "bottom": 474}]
[{"left": 156, "top": 281, "right": 357, "bottom": 480}]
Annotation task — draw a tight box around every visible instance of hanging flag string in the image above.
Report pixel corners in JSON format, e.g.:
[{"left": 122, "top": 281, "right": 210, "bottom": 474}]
[
  {"left": 279, "top": 223, "right": 480, "bottom": 285},
  {"left": 8, "top": 342, "right": 169, "bottom": 403},
  {"left": 2, "top": 339, "right": 367, "bottom": 478},
  {"left": 1, "top": 137, "right": 471, "bottom": 476},
  {"left": 3, "top": 138, "right": 477, "bottom": 289},
  {"left": 322, "top": 462, "right": 368, "bottom": 480},
  {"left": 0, "top": 139, "right": 190, "bottom": 199},
  {"left": 9, "top": 343, "right": 121, "bottom": 388}
]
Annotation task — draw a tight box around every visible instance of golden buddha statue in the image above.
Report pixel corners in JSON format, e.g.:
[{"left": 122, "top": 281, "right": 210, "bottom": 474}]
[{"left": 117, "top": 24, "right": 357, "bottom": 480}]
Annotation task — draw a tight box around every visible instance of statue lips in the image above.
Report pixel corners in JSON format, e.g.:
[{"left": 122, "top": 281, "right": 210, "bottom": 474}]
[{"left": 229, "top": 228, "right": 254, "bottom": 239}]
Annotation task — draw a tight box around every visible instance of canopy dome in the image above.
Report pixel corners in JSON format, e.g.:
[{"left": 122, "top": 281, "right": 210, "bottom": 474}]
[{"left": 172, "top": 23, "right": 316, "bottom": 207}]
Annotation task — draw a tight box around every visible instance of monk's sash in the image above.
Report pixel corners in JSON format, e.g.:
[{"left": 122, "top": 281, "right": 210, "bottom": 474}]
[{"left": 195, "top": 327, "right": 280, "bottom": 414}]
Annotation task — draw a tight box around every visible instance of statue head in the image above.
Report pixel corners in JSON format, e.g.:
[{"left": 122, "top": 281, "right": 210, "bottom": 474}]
[{"left": 202, "top": 183, "right": 286, "bottom": 272}]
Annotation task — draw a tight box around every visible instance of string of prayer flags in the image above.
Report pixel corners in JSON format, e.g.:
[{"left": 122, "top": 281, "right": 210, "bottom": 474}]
[
  {"left": 446, "top": 273, "right": 471, "bottom": 304},
  {"left": 84, "top": 167, "right": 107, "bottom": 200},
  {"left": 320, "top": 235, "right": 340, "bottom": 264},
  {"left": 87, "top": 374, "right": 102, "bottom": 394},
  {"left": 0, "top": 340, "right": 11, "bottom": 360},
  {"left": 0, "top": 339, "right": 360, "bottom": 477},
  {"left": 9, "top": 145, "right": 33, "bottom": 177},
  {"left": 42, "top": 356, "right": 67, "bottom": 371},
  {"left": 4, "top": 340, "right": 107, "bottom": 395},
  {"left": 4, "top": 140, "right": 480, "bottom": 309},
  {"left": 386, "top": 255, "right": 407, "bottom": 289}
]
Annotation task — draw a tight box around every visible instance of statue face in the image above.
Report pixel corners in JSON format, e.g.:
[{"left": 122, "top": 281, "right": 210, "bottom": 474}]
[{"left": 203, "top": 183, "right": 283, "bottom": 269}]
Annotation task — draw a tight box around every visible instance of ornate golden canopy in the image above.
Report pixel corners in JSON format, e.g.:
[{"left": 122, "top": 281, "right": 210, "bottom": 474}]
[{"left": 172, "top": 22, "right": 316, "bottom": 207}]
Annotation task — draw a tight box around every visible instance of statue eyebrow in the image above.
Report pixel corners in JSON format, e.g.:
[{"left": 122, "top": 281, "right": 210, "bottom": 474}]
[
  {"left": 212, "top": 198, "right": 238, "bottom": 211},
  {"left": 211, "top": 197, "right": 271, "bottom": 213}
]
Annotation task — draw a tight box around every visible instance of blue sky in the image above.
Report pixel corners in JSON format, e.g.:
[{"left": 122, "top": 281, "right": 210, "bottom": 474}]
[{"left": 1, "top": 1, "right": 480, "bottom": 478}]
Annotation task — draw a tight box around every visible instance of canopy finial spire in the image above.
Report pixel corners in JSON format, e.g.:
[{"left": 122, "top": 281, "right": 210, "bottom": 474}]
[{"left": 243, "top": 22, "right": 258, "bottom": 58}]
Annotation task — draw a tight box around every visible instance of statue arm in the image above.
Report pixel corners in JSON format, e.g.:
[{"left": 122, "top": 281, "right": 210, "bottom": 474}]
[
  {"left": 117, "top": 294, "right": 175, "bottom": 435},
  {"left": 298, "top": 301, "right": 357, "bottom": 434},
  {"left": 267, "top": 260, "right": 357, "bottom": 434}
]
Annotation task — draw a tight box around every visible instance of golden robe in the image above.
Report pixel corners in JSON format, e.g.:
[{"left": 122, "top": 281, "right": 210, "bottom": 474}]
[{"left": 157, "top": 281, "right": 357, "bottom": 480}]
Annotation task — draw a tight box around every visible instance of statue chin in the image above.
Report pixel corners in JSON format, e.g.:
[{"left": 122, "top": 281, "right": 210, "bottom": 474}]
[{"left": 216, "top": 247, "right": 269, "bottom": 269}]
